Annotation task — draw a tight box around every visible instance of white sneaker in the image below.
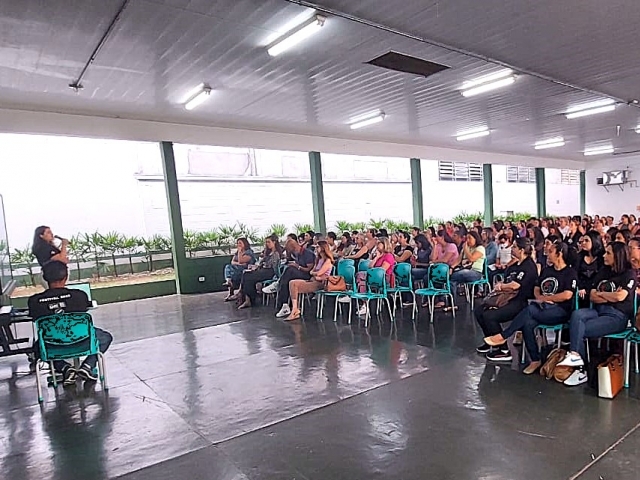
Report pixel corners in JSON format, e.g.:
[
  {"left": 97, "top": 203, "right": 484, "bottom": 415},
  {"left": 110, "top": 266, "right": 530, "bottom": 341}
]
[
  {"left": 564, "top": 369, "right": 588, "bottom": 386},
  {"left": 262, "top": 282, "right": 279, "bottom": 294},
  {"left": 276, "top": 304, "right": 291, "bottom": 318},
  {"left": 357, "top": 304, "right": 368, "bottom": 316},
  {"left": 557, "top": 352, "right": 584, "bottom": 368},
  {"left": 338, "top": 296, "right": 351, "bottom": 304}
]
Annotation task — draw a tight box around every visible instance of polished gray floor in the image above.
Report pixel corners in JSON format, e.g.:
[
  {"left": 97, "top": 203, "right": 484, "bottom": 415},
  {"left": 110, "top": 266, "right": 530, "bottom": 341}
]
[{"left": 1, "top": 293, "right": 639, "bottom": 480}]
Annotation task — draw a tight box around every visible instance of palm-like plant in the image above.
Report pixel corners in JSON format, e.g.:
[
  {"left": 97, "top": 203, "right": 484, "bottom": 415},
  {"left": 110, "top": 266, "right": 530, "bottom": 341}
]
[
  {"left": 424, "top": 217, "right": 445, "bottom": 228},
  {"left": 11, "top": 246, "right": 36, "bottom": 286},
  {"left": 183, "top": 230, "right": 201, "bottom": 257},
  {"left": 368, "top": 218, "right": 386, "bottom": 230},
  {"left": 334, "top": 221, "right": 352, "bottom": 233},
  {"left": 121, "top": 236, "right": 141, "bottom": 275},
  {"left": 100, "top": 231, "right": 124, "bottom": 277},
  {"left": 351, "top": 222, "right": 366, "bottom": 232},
  {"left": 217, "top": 225, "right": 241, "bottom": 253},
  {"left": 67, "top": 234, "right": 90, "bottom": 281},
  {"left": 293, "top": 223, "right": 314, "bottom": 235},
  {"left": 268, "top": 223, "right": 287, "bottom": 238},
  {"left": 140, "top": 234, "right": 170, "bottom": 272},
  {"left": 84, "top": 232, "right": 104, "bottom": 279}
]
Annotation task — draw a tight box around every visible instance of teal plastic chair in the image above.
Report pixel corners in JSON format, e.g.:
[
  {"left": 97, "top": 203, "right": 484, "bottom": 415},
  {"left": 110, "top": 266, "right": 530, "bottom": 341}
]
[
  {"left": 316, "top": 262, "right": 357, "bottom": 321},
  {"left": 388, "top": 263, "right": 417, "bottom": 319},
  {"left": 463, "top": 260, "right": 490, "bottom": 309},
  {"left": 35, "top": 312, "right": 108, "bottom": 403},
  {"left": 602, "top": 294, "right": 639, "bottom": 388},
  {"left": 358, "top": 259, "right": 371, "bottom": 272},
  {"left": 338, "top": 258, "right": 355, "bottom": 269},
  {"left": 349, "top": 267, "right": 393, "bottom": 327},
  {"left": 415, "top": 263, "right": 455, "bottom": 323}
]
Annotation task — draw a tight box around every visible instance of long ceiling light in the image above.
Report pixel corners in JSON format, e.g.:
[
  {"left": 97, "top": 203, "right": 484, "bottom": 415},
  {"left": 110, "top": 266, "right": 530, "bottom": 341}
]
[
  {"left": 456, "top": 126, "right": 490, "bottom": 141},
  {"left": 565, "top": 99, "right": 615, "bottom": 119},
  {"left": 349, "top": 112, "right": 385, "bottom": 130},
  {"left": 183, "top": 84, "right": 212, "bottom": 110},
  {"left": 267, "top": 14, "right": 326, "bottom": 57},
  {"left": 584, "top": 144, "right": 614, "bottom": 156},
  {"left": 635, "top": 125, "right": 640, "bottom": 134},
  {"left": 461, "top": 69, "right": 516, "bottom": 97},
  {"left": 534, "top": 137, "right": 565, "bottom": 150}
]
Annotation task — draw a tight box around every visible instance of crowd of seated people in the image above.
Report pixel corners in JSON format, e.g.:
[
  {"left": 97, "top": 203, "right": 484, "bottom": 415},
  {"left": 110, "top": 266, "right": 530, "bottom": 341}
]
[{"left": 222, "top": 213, "right": 640, "bottom": 386}]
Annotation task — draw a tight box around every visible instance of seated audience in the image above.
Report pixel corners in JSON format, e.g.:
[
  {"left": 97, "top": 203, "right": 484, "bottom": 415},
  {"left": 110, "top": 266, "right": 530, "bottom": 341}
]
[
  {"left": 335, "top": 232, "right": 354, "bottom": 258},
  {"left": 616, "top": 228, "right": 632, "bottom": 244},
  {"left": 224, "top": 238, "right": 256, "bottom": 301},
  {"left": 304, "top": 230, "right": 315, "bottom": 248},
  {"left": 528, "top": 226, "right": 546, "bottom": 265},
  {"left": 238, "top": 235, "right": 283, "bottom": 310},
  {"left": 482, "top": 228, "right": 498, "bottom": 267},
  {"left": 474, "top": 238, "right": 538, "bottom": 357},
  {"left": 565, "top": 218, "right": 583, "bottom": 248},
  {"left": 485, "top": 242, "right": 577, "bottom": 369},
  {"left": 345, "top": 233, "right": 370, "bottom": 262},
  {"left": 274, "top": 239, "right": 315, "bottom": 318},
  {"left": 394, "top": 232, "right": 414, "bottom": 264},
  {"left": 355, "top": 237, "right": 396, "bottom": 316},
  {"left": 285, "top": 241, "right": 334, "bottom": 321},
  {"left": 364, "top": 228, "right": 378, "bottom": 255},
  {"left": 411, "top": 234, "right": 432, "bottom": 283},
  {"left": 629, "top": 236, "right": 640, "bottom": 283},
  {"left": 557, "top": 241, "right": 637, "bottom": 385},
  {"left": 576, "top": 231, "right": 604, "bottom": 308},
  {"left": 29, "top": 261, "right": 113, "bottom": 385},
  {"left": 326, "top": 232, "right": 338, "bottom": 253},
  {"left": 449, "top": 231, "right": 486, "bottom": 299}
]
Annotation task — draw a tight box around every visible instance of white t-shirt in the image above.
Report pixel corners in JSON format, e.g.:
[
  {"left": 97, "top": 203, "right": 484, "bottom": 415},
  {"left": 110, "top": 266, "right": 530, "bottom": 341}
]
[{"left": 498, "top": 244, "right": 512, "bottom": 265}]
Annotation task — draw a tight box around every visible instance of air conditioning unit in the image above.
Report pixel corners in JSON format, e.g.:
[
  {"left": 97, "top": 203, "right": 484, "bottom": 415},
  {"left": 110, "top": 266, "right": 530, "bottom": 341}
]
[{"left": 602, "top": 170, "right": 627, "bottom": 185}]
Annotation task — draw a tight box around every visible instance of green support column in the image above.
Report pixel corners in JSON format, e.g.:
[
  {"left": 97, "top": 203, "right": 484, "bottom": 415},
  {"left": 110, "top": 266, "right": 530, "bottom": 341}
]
[
  {"left": 160, "top": 141, "right": 187, "bottom": 294},
  {"left": 535, "top": 167, "right": 547, "bottom": 218},
  {"left": 482, "top": 164, "right": 494, "bottom": 226},
  {"left": 410, "top": 158, "right": 424, "bottom": 229},
  {"left": 579, "top": 170, "right": 586, "bottom": 216},
  {"left": 308, "top": 151, "right": 327, "bottom": 234}
]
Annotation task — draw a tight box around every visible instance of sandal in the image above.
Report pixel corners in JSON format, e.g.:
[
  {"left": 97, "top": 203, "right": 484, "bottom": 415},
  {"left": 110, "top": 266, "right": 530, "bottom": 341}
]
[
  {"left": 285, "top": 310, "right": 301, "bottom": 321},
  {"left": 442, "top": 305, "right": 458, "bottom": 313}
]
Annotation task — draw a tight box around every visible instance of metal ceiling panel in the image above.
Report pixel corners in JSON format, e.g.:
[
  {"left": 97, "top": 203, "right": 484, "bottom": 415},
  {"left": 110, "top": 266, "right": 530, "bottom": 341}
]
[{"left": 0, "top": 0, "right": 639, "bottom": 161}]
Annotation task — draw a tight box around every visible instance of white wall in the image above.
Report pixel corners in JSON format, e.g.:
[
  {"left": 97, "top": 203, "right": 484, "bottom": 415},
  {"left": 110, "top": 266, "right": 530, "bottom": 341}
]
[
  {"left": 546, "top": 168, "right": 580, "bottom": 216},
  {"left": 585, "top": 155, "right": 640, "bottom": 217},
  {"left": 492, "top": 165, "right": 537, "bottom": 215}
]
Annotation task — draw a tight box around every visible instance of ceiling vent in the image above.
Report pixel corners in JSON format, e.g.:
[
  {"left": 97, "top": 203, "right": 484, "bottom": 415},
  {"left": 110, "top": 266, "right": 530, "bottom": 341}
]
[{"left": 366, "top": 51, "right": 449, "bottom": 78}]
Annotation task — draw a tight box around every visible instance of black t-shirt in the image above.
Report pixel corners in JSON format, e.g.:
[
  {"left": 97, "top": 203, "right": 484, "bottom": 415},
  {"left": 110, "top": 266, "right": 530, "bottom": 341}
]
[
  {"left": 293, "top": 248, "right": 315, "bottom": 268},
  {"left": 565, "top": 231, "right": 582, "bottom": 248},
  {"left": 504, "top": 257, "right": 538, "bottom": 303},
  {"left": 33, "top": 241, "right": 61, "bottom": 267},
  {"left": 394, "top": 244, "right": 414, "bottom": 263},
  {"left": 28, "top": 288, "right": 90, "bottom": 319},
  {"left": 537, "top": 265, "right": 578, "bottom": 312},
  {"left": 592, "top": 267, "right": 637, "bottom": 318},
  {"left": 577, "top": 254, "right": 603, "bottom": 291}
]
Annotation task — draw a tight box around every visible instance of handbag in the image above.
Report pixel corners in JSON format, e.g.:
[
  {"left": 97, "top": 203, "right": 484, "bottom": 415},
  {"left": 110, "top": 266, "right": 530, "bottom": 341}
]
[
  {"left": 540, "top": 348, "right": 566, "bottom": 380},
  {"left": 482, "top": 290, "right": 518, "bottom": 309},
  {"left": 326, "top": 275, "right": 347, "bottom": 292},
  {"left": 598, "top": 354, "right": 624, "bottom": 399}
]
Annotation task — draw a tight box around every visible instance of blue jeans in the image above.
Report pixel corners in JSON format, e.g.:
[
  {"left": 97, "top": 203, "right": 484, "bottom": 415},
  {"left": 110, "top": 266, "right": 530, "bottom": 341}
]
[
  {"left": 503, "top": 303, "right": 570, "bottom": 362},
  {"left": 569, "top": 306, "right": 628, "bottom": 359},
  {"left": 224, "top": 264, "right": 246, "bottom": 287},
  {"left": 450, "top": 269, "right": 482, "bottom": 289},
  {"left": 411, "top": 268, "right": 428, "bottom": 283}
]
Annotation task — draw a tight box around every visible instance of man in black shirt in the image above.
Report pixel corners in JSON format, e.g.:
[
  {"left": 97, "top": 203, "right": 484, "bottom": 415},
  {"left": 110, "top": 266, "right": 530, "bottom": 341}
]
[{"left": 29, "top": 261, "right": 113, "bottom": 385}]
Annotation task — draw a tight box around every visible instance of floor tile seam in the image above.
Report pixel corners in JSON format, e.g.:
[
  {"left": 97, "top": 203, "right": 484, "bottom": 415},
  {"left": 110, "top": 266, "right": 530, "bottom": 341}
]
[
  {"left": 210, "top": 368, "right": 434, "bottom": 447},
  {"left": 568, "top": 417, "right": 640, "bottom": 479}
]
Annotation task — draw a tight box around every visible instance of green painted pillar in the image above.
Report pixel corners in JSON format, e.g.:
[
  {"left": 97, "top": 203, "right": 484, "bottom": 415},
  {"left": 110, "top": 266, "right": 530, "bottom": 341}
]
[
  {"left": 410, "top": 158, "right": 424, "bottom": 229},
  {"left": 482, "top": 164, "right": 494, "bottom": 226},
  {"left": 308, "top": 151, "right": 327, "bottom": 233},
  {"left": 535, "top": 167, "right": 547, "bottom": 218},
  {"left": 579, "top": 170, "right": 586, "bottom": 216},
  {"left": 160, "top": 141, "right": 187, "bottom": 294}
]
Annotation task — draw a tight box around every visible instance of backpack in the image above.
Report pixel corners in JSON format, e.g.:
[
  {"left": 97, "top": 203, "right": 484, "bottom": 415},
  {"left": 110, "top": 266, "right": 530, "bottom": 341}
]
[{"left": 540, "top": 348, "right": 566, "bottom": 380}]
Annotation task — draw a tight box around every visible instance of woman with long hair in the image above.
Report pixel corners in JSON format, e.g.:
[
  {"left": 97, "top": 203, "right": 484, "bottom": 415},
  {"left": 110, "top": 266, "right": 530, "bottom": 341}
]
[
  {"left": 558, "top": 241, "right": 637, "bottom": 386},
  {"left": 224, "top": 237, "right": 256, "bottom": 301},
  {"left": 354, "top": 237, "right": 396, "bottom": 316},
  {"left": 237, "top": 235, "right": 282, "bottom": 309},
  {"left": 485, "top": 242, "right": 578, "bottom": 369},
  {"left": 285, "top": 241, "right": 334, "bottom": 321},
  {"left": 32, "top": 225, "right": 69, "bottom": 267},
  {"left": 576, "top": 230, "right": 605, "bottom": 308}
]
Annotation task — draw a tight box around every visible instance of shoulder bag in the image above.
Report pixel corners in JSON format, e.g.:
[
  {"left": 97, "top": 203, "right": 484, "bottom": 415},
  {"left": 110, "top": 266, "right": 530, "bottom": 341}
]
[
  {"left": 482, "top": 290, "right": 518, "bottom": 309},
  {"left": 326, "top": 276, "right": 347, "bottom": 292}
]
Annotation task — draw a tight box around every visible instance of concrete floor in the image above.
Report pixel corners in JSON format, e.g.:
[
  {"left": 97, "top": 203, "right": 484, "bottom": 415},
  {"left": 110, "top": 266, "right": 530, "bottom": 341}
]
[{"left": 1, "top": 292, "right": 640, "bottom": 480}]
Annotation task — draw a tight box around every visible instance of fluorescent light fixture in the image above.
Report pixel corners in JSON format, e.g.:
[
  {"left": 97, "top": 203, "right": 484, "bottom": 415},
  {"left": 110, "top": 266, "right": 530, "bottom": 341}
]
[
  {"left": 267, "top": 14, "right": 325, "bottom": 57},
  {"left": 565, "top": 99, "right": 616, "bottom": 119},
  {"left": 183, "top": 84, "right": 211, "bottom": 110},
  {"left": 534, "top": 137, "right": 565, "bottom": 150},
  {"left": 584, "top": 145, "right": 614, "bottom": 156},
  {"left": 456, "top": 127, "right": 490, "bottom": 141},
  {"left": 349, "top": 112, "right": 385, "bottom": 130},
  {"left": 635, "top": 125, "right": 640, "bottom": 134},
  {"left": 263, "top": 10, "right": 316, "bottom": 46},
  {"left": 461, "top": 69, "right": 516, "bottom": 97}
]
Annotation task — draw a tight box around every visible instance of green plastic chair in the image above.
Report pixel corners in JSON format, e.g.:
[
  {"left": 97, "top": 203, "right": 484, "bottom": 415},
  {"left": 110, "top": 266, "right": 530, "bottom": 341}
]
[
  {"left": 415, "top": 263, "right": 455, "bottom": 323},
  {"left": 35, "top": 312, "right": 108, "bottom": 403},
  {"left": 462, "top": 260, "right": 490, "bottom": 309},
  {"left": 387, "top": 263, "right": 417, "bottom": 319},
  {"left": 316, "top": 262, "right": 357, "bottom": 321},
  {"left": 358, "top": 259, "right": 371, "bottom": 272},
  {"left": 349, "top": 267, "right": 393, "bottom": 327}
]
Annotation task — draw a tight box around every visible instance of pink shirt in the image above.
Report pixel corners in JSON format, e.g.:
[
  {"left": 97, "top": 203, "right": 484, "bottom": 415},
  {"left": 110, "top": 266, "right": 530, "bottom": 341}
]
[
  {"left": 373, "top": 252, "right": 396, "bottom": 275},
  {"left": 434, "top": 242, "right": 458, "bottom": 266}
]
